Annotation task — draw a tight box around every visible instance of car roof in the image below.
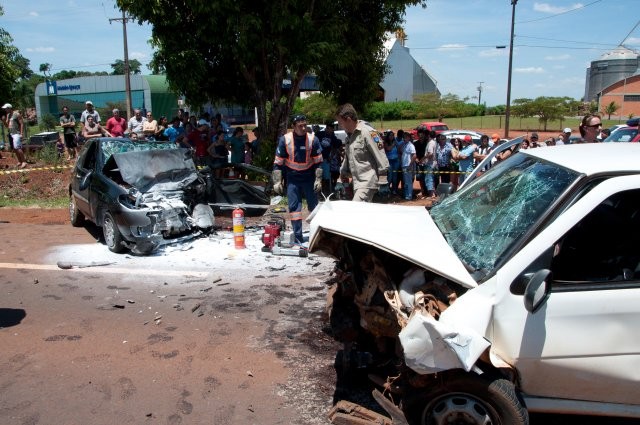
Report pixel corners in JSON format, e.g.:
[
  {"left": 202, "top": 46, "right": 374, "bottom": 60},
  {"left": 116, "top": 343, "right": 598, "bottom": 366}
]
[{"left": 521, "top": 143, "right": 640, "bottom": 175}]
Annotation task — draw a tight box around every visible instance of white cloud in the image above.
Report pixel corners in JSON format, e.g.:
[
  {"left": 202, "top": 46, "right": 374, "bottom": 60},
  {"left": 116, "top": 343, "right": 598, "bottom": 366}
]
[
  {"left": 28, "top": 11, "right": 39, "bottom": 17},
  {"left": 26, "top": 47, "right": 55, "bottom": 53},
  {"left": 515, "top": 67, "right": 545, "bottom": 74},
  {"left": 129, "top": 51, "right": 148, "bottom": 60},
  {"left": 533, "top": 2, "right": 584, "bottom": 14},
  {"left": 437, "top": 44, "right": 467, "bottom": 51},
  {"left": 544, "top": 54, "right": 570, "bottom": 60},
  {"left": 478, "top": 49, "right": 506, "bottom": 58},
  {"left": 552, "top": 64, "right": 566, "bottom": 69},
  {"left": 625, "top": 37, "right": 640, "bottom": 45}
]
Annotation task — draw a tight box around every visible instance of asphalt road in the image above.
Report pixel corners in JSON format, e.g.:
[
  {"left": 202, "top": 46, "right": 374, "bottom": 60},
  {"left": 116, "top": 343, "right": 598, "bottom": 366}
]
[
  {"left": 0, "top": 222, "right": 339, "bottom": 425},
  {"left": 0, "top": 221, "right": 637, "bottom": 425}
]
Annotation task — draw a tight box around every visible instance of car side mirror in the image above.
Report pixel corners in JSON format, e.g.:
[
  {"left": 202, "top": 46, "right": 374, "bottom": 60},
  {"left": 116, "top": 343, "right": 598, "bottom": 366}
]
[
  {"left": 79, "top": 171, "right": 93, "bottom": 191},
  {"left": 524, "top": 269, "right": 552, "bottom": 313}
]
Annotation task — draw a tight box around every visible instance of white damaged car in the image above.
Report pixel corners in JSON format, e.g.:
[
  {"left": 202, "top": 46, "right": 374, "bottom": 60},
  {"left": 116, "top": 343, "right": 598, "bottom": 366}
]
[{"left": 309, "top": 143, "right": 640, "bottom": 424}]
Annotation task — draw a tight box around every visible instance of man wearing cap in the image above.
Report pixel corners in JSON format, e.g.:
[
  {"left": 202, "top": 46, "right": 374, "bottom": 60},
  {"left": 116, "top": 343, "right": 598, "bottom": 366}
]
[
  {"left": 335, "top": 103, "right": 390, "bottom": 202},
  {"left": 272, "top": 114, "right": 323, "bottom": 244},
  {"left": 558, "top": 128, "right": 571, "bottom": 145},
  {"left": 127, "top": 109, "right": 147, "bottom": 138},
  {"left": 491, "top": 133, "right": 500, "bottom": 146},
  {"left": 106, "top": 109, "right": 126, "bottom": 138},
  {"left": 80, "top": 101, "right": 100, "bottom": 129},
  {"left": 457, "top": 135, "right": 479, "bottom": 185},
  {"left": 2, "top": 103, "right": 27, "bottom": 168}
]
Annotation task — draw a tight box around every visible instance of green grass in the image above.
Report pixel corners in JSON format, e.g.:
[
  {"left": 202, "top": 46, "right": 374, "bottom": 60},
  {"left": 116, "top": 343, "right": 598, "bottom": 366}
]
[
  {"left": 0, "top": 196, "right": 68, "bottom": 208},
  {"left": 370, "top": 115, "right": 624, "bottom": 133}
]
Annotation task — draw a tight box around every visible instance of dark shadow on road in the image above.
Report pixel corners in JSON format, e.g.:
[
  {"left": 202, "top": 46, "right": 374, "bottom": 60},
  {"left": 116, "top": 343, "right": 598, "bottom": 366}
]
[{"left": 0, "top": 308, "right": 26, "bottom": 328}]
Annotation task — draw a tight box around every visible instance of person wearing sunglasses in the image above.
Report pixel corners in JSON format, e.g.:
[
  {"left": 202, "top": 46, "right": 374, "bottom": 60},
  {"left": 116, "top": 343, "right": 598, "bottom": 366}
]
[{"left": 578, "top": 114, "right": 602, "bottom": 143}]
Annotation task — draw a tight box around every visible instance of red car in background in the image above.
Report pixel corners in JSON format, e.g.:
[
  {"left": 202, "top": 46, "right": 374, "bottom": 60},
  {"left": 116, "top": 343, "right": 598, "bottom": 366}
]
[{"left": 410, "top": 121, "right": 449, "bottom": 138}]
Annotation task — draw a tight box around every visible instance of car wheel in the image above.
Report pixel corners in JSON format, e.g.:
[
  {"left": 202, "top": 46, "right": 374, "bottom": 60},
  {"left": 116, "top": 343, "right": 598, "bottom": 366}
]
[
  {"left": 418, "top": 374, "right": 528, "bottom": 425},
  {"left": 103, "top": 212, "right": 125, "bottom": 253},
  {"left": 69, "top": 195, "right": 85, "bottom": 227}
]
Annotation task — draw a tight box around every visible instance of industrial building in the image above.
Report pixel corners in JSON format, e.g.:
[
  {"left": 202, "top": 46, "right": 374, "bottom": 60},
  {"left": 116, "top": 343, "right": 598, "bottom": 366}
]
[
  {"left": 584, "top": 45, "right": 640, "bottom": 119},
  {"left": 34, "top": 75, "right": 178, "bottom": 121}
]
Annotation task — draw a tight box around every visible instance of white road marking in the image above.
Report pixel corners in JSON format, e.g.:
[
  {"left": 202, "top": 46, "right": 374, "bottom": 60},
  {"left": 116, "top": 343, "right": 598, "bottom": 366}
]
[{"left": 0, "top": 262, "right": 209, "bottom": 278}]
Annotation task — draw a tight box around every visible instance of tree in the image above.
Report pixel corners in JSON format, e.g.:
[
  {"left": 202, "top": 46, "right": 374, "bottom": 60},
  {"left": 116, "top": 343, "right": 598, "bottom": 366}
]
[
  {"left": 511, "top": 96, "right": 575, "bottom": 131},
  {"left": 602, "top": 101, "right": 620, "bottom": 120},
  {"left": 110, "top": 59, "right": 142, "bottom": 75},
  {"left": 0, "top": 6, "right": 33, "bottom": 108},
  {"left": 117, "top": 0, "right": 426, "bottom": 169},
  {"left": 39, "top": 63, "right": 52, "bottom": 77}
]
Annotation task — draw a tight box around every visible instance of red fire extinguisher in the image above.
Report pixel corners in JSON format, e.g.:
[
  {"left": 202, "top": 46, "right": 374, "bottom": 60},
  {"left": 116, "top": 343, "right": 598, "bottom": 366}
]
[{"left": 232, "top": 207, "right": 245, "bottom": 249}]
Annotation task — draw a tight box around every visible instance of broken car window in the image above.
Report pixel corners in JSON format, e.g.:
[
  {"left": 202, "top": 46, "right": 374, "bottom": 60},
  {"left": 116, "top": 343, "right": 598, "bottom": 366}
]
[{"left": 430, "top": 153, "right": 579, "bottom": 275}]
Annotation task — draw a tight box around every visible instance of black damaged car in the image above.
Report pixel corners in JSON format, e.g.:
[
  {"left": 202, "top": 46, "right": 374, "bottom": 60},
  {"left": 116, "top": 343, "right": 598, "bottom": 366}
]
[{"left": 69, "top": 137, "right": 268, "bottom": 254}]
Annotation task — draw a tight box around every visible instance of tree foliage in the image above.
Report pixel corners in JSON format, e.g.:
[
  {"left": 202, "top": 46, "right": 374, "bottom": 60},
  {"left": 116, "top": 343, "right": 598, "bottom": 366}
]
[
  {"left": 602, "top": 101, "right": 620, "bottom": 120},
  {"left": 0, "top": 6, "right": 33, "bottom": 108},
  {"left": 117, "top": 0, "right": 426, "bottom": 168},
  {"left": 110, "top": 59, "right": 142, "bottom": 75},
  {"left": 511, "top": 96, "right": 582, "bottom": 131}
]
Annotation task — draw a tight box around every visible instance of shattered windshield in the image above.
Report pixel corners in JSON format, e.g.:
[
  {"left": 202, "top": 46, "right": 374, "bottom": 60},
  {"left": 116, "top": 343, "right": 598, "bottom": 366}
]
[
  {"left": 430, "top": 153, "right": 579, "bottom": 274},
  {"left": 100, "top": 139, "right": 178, "bottom": 165}
]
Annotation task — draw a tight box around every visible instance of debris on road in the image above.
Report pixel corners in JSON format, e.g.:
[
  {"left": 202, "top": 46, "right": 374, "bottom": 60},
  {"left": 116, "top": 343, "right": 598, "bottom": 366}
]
[
  {"left": 191, "top": 303, "right": 201, "bottom": 313},
  {"left": 113, "top": 304, "right": 125, "bottom": 309}
]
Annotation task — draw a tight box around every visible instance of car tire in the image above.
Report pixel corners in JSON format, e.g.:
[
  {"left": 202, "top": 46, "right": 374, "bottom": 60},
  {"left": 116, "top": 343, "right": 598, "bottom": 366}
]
[
  {"left": 69, "top": 195, "right": 85, "bottom": 227},
  {"left": 417, "top": 373, "right": 528, "bottom": 425},
  {"left": 103, "top": 212, "right": 125, "bottom": 253}
]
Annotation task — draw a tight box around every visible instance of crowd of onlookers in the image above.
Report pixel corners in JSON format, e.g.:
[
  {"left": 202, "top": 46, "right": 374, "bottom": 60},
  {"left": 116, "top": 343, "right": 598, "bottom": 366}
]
[
  {"left": 379, "top": 113, "right": 610, "bottom": 201},
  {"left": 55, "top": 101, "right": 261, "bottom": 179}
]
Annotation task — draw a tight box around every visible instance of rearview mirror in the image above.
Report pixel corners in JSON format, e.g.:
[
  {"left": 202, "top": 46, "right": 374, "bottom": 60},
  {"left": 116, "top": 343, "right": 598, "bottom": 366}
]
[{"left": 524, "top": 269, "right": 552, "bottom": 313}]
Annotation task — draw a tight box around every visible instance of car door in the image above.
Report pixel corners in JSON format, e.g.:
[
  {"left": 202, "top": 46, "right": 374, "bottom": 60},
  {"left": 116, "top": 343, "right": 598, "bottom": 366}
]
[
  {"left": 71, "top": 139, "right": 99, "bottom": 221},
  {"left": 489, "top": 175, "right": 640, "bottom": 405}
]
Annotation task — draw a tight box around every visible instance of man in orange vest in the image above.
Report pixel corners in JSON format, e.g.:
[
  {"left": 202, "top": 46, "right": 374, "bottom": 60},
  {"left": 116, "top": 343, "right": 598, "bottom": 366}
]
[{"left": 272, "top": 114, "right": 323, "bottom": 244}]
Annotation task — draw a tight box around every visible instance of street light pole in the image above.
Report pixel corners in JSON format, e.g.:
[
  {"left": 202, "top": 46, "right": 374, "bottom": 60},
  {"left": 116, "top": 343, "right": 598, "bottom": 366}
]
[
  {"left": 504, "top": 0, "right": 517, "bottom": 139},
  {"left": 504, "top": 0, "right": 518, "bottom": 139},
  {"left": 110, "top": 9, "right": 133, "bottom": 120}
]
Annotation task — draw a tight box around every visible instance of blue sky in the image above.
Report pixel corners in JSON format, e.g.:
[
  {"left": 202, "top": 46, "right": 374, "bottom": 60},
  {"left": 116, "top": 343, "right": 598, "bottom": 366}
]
[{"left": 2, "top": 0, "right": 640, "bottom": 106}]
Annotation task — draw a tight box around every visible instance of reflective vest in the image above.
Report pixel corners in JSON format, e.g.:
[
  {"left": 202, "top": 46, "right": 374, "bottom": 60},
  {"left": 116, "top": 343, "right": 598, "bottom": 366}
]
[{"left": 275, "top": 132, "right": 322, "bottom": 171}]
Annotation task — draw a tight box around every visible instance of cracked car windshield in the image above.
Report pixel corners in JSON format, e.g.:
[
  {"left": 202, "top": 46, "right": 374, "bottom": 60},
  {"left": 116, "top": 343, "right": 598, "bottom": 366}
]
[
  {"left": 100, "top": 139, "right": 177, "bottom": 164},
  {"left": 430, "top": 153, "right": 579, "bottom": 275}
]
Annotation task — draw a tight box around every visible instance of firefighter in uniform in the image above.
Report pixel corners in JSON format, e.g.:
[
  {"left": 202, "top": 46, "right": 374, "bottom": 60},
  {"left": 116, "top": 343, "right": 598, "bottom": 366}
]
[
  {"left": 272, "top": 114, "right": 323, "bottom": 244},
  {"left": 335, "top": 103, "right": 389, "bottom": 202}
]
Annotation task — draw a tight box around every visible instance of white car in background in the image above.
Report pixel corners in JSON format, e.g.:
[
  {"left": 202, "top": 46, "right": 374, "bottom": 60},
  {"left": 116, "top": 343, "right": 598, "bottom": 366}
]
[
  {"left": 310, "top": 143, "right": 640, "bottom": 424},
  {"left": 440, "top": 129, "right": 484, "bottom": 145}
]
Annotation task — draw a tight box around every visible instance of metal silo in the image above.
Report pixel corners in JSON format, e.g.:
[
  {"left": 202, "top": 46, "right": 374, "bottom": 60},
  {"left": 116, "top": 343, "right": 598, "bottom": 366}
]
[{"left": 584, "top": 46, "right": 639, "bottom": 102}]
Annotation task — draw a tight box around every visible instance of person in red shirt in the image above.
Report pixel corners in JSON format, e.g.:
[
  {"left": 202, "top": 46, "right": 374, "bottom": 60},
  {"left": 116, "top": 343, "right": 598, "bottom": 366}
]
[
  {"left": 105, "top": 109, "right": 127, "bottom": 138},
  {"left": 186, "top": 119, "right": 211, "bottom": 165}
]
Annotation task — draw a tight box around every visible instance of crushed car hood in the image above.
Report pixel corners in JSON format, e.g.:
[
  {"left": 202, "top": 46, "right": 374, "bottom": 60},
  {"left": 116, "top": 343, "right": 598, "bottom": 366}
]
[
  {"left": 309, "top": 200, "right": 477, "bottom": 289},
  {"left": 112, "top": 148, "right": 198, "bottom": 193}
]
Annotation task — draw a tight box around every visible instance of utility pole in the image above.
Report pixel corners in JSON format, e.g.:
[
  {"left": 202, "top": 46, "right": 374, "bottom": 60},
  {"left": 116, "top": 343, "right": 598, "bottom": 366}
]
[
  {"left": 505, "top": 0, "right": 517, "bottom": 139},
  {"left": 477, "top": 82, "right": 484, "bottom": 106},
  {"left": 109, "top": 9, "right": 133, "bottom": 120}
]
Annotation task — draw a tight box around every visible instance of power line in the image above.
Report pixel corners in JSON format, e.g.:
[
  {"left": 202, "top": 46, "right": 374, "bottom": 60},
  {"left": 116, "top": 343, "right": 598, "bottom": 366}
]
[
  {"left": 516, "top": 0, "right": 603, "bottom": 24},
  {"left": 516, "top": 35, "right": 619, "bottom": 47},
  {"left": 619, "top": 20, "right": 640, "bottom": 46}
]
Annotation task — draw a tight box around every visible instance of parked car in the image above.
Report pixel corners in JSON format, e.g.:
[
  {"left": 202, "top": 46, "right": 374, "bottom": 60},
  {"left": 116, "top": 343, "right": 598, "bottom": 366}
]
[
  {"left": 439, "top": 129, "right": 483, "bottom": 145},
  {"left": 332, "top": 120, "right": 376, "bottom": 143},
  {"left": 410, "top": 121, "right": 449, "bottom": 138},
  {"left": 309, "top": 143, "right": 640, "bottom": 424},
  {"left": 604, "top": 118, "right": 639, "bottom": 143},
  {"left": 69, "top": 137, "right": 269, "bottom": 254}
]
